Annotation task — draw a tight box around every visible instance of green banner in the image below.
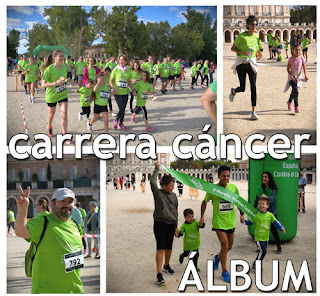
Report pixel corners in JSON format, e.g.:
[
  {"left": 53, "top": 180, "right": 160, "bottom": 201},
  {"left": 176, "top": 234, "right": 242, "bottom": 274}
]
[{"left": 162, "top": 166, "right": 258, "bottom": 219}]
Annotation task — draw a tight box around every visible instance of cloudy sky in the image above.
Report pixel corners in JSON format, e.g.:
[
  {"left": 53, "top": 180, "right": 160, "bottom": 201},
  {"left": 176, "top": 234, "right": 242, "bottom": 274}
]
[{"left": 7, "top": 6, "right": 217, "bottom": 54}]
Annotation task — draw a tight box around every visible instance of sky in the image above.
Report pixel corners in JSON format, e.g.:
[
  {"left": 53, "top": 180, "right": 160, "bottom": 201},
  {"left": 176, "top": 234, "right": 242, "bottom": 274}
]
[{"left": 7, "top": 6, "right": 217, "bottom": 54}]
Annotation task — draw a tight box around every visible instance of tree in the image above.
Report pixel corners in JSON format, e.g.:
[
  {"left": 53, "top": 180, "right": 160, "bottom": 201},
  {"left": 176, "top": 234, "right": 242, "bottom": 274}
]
[
  {"left": 7, "top": 29, "right": 20, "bottom": 58},
  {"left": 43, "top": 6, "right": 94, "bottom": 57},
  {"left": 146, "top": 21, "right": 171, "bottom": 58},
  {"left": 90, "top": 6, "right": 147, "bottom": 57},
  {"left": 290, "top": 6, "right": 316, "bottom": 23}
]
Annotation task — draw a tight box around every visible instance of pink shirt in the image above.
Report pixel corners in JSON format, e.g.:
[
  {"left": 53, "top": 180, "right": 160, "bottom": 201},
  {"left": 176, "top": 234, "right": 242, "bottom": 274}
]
[{"left": 288, "top": 56, "right": 305, "bottom": 77}]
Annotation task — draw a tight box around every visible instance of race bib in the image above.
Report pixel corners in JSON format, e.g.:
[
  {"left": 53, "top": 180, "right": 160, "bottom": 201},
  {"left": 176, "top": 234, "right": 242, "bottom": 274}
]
[
  {"left": 164, "top": 66, "right": 168, "bottom": 69},
  {"left": 118, "top": 80, "right": 128, "bottom": 89},
  {"left": 132, "top": 80, "right": 138, "bottom": 85},
  {"left": 172, "top": 67, "right": 176, "bottom": 71},
  {"left": 100, "top": 90, "right": 110, "bottom": 99},
  {"left": 55, "top": 83, "right": 66, "bottom": 94},
  {"left": 141, "top": 93, "right": 148, "bottom": 100},
  {"left": 151, "top": 67, "right": 154, "bottom": 71},
  {"left": 64, "top": 250, "right": 84, "bottom": 273},
  {"left": 219, "top": 201, "right": 233, "bottom": 212},
  {"left": 84, "top": 96, "right": 90, "bottom": 102}
]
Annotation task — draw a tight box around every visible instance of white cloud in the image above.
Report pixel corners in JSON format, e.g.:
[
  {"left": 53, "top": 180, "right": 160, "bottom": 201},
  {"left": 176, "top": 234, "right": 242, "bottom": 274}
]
[
  {"left": 194, "top": 8, "right": 211, "bottom": 15},
  {"left": 8, "top": 6, "right": 34, "bottom": 15},
  {"left": 17, "top": 38, "right": 29, "bottom": 55},
  {"left": 138, "top": 16, "right": 155, "bottom": 25},
  {"left": 169, "top": 7, "right": 179, "bottom": 12},
  {"left": 177, "top": 11, "right": 187, "bottom": 23},
  {"left": 7, "top": 18, "right": 21, "bottom": 30},
  {"left": 92, "top": 38, "right": 103, "bottom": 45},
  {"left": 35, "top": 6, "right": 46, "bottom": 18},
  {"left": 25, "top": 21, "right": 38, "bottom": 29}
]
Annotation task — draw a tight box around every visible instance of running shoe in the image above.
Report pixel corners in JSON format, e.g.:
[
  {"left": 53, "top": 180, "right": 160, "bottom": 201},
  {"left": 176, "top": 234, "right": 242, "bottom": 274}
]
[
  {"left": 87, "top": 122, "right": 92, "bottom": 132},
  {"left": 65, "top": 139, "right": 73, "bottom": 145},
  {"left": 31, "top": 96, "right": 34, "bottom": 103},
  {"left": 179, "top": 86, "right": 184, "bottom": 90},
  {"left": 229, "top": 87, "right": 236, "bottom": 102},
  {"left": 164, "top": 89, "right": 168, "bottom": 92},
  {"left": 179, "top": 253, "right": 184, "bottom": 264},
  {"left": 295, "top": 107, "right": 300, "bottom": 113},
  {"left": 152, "top": 96, "right": 158, "bottom": 101},
  {"left": 119, "top": 123, "right": 127, "bottom": 130},
  {"left": 25, "top": 90, "right": 28, "bottom": 95},
  {"left": 221, "top": 271, "right": 230, "bottom": 283},
  {"left": 163, "top": 265, "right": 174, "bottom": 275},
  {"left": 160, "top": 90, "right": 166, "bottom": 94},
  {"left": 276, "top": 246, "right": 282, "bottom": 254},
  {"left": 111, "top": 112, "right": 117, "bottom": 117},
  {"left": 190, "top": 86, "right": 194, "bottom": 89},
  {"left": 48, "top": 127, "right": 53, "bottom": 138},
  {"left": 287, "top": 101, "right": 292, "bottom": 111},
  {"left": 130, "top": 115, "right": 135, "bottom": 123},
  {"left": 146, "top": 125, "right": 154, "bottom": 131},
  {"left": 29, "top": 95, "right": 32, "bottom": 102},
  {"left": 113, "top": 119, "right": 118, "bottom": 129},
  {"left": 213, "top": 254, "right": 220, "bottom": 270},
  {"left": 157, "top": 273, "right": 165, "bottom": 285},
  {"left": 78, "top": 112, "right": 82, "bottom": 121},
  {"left": 251, "top": 111, "right": 259, "bottom": 120}
]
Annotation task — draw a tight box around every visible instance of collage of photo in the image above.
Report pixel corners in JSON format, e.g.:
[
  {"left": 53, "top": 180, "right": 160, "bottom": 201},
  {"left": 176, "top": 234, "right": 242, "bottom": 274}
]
[{"left": 4, "top": 4, "right": 318, "bottom": 295}]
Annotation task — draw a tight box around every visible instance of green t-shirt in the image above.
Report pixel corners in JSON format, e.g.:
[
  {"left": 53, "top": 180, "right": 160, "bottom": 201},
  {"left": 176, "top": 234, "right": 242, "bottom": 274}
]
[
  {"left": 202, "top": 64, "right": 209, "bottom": 75},
  {"left": 107, "top": 61, "right": 117, "bottom": 71},
  {"left": 37, "top": 211, "right": 50, "bottom": 217},
  {"left": 302, "top": 38, "right": 310, "bottom": 49},
  {"left": 95, "top": 84, "right": 110, "bottom": 107},
  {"left": 100, "top": 62, "right": 108, "bottom": 70},
  {"left": 285, "top": 40, "right": 290, "bottom": 50},
  {"left": 8, "top": 211, "right": 15, "bottom": 222},
  {"left": 79, "top": 208, "right": 86, "bottom": 227},
  {"left": 179, "top": 220, "right": 200, "bottom": 251},
  {"left": 250, "top": 211, "right": 277, "bottom": 241},
  {"left": 78, "top": 86, "right": 92, "bottom": 107},
  {"left": 174, "top": 62, "right": 182, "bottom": 74},
  {"left": 75, "top": 61, "right": 87, "bottom": 75},
  {"left": 267, "top": 34, "right": 273, "bottom": 46},
  {"left": 168, "top": 61, "right": 175, "bottom": 76},
  {"left": 110, "top": 68, "right": 131, "bottom": 95},
  {"left": 142, "top": 62, "right": 154, "bottom": 76},
  {"left": 27, "top": 213, "right": 83, "bottom": 293},
  {"left": 19, "top": 60, "right": 29, "bottom": 71},
  {"left": 159, "top": 63, "right": 170, "bottom": 77},
  {"left": 204, "top": 183, "right": 239, "bottom": 230},
  {"left": 25, "top": 64, "right": 39, "bottom": 83},
  {"left": 154, "top": 64, "right": 160, "bottom": 75},
  {"left": 191, "top": 65, "right": 197, "bottom": 77},
  {"left": 197, "top": 64, "right": 202, "bottom": 72},
  {"left": 234, "top": 31, "right": 261, "bottom": 58},
  {"left": 87, "top": 67, "right": 97, "bottom": 82},
  {"left": 42, "top": 64, "right": 68, "bottom": 104},
  {"left": 130, "top": 70, "right": 141, "bottom": 91},
  {"left": 210, "top": 80, "right": 217, "bottom": 94},
  {"left": 135, "top": 80, "right": 153, "bottom": 107},
  {"left": 66, "top": 60, "right": 73, "bottom": 71}
]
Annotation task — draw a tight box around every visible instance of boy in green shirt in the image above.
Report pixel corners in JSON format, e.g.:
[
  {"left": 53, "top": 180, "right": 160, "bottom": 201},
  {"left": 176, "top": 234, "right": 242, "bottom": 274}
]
[
  {"left": 178, "top": 208, "right": 205, "bottom": 271},
  {"left": 244, "top": 198, "right": 285, "bottom": 270},
  {"left": 75, "top": 78, "right": 94, "bottom": 122},
  {"left": 302, "top": 34, "right": 311, "bottom": 62}
]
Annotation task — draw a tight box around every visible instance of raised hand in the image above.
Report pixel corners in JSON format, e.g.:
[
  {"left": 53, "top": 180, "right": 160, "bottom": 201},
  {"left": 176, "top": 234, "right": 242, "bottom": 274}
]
[{"left": 16, "top": 186, "right": 30, "bottom": 210}]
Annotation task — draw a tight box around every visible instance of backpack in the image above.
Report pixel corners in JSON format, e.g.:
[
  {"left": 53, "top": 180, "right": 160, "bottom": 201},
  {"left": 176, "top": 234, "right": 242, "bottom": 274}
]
[{"left": 25, "top": 216, "right": 82, "bottom": 277}]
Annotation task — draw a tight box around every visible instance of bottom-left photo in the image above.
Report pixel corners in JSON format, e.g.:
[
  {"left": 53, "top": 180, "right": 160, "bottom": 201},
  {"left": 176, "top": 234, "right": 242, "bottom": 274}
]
[{"left": 7, "top": 155, "right": 100, "bottom": 294}]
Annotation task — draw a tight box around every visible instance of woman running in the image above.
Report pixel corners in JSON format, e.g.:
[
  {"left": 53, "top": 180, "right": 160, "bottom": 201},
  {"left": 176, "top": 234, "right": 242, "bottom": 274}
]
[
  {"left": 24, "top": 57, "right": 39, "bottom": 103},
  {"left": 83, "top": 57, "right": 99, "bottom": 86}
]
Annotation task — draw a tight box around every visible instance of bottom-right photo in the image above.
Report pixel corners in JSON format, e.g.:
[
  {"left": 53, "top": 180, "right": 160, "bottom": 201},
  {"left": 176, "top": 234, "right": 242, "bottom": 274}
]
[{"left": 106, "top": 153, "right": 316, "bottom": 293}]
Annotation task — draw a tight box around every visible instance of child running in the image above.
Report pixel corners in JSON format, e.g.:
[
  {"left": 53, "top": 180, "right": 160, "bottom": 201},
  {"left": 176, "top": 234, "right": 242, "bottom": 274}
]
[
  {"left": 285, "top": 44, "right": 309, "bottom": 113},
  {"left": 244, "top": 198, "right": 285, "bottom": 270},
  {"left": 24, "top": 57, "right": 39, "bottom": 103},
  {"left": 177, "top": 208, "right": 205, "bottom": 272},
  {"left": 87, "top": 73, "right": 117, "bottom": 133},
  {"left": 130, "top": 71, "right": 154, "bottom": 131},
  {"left": 104, "top": 67, "right": 116, "bottom": 117},
  {"left": 75, "top": 78, "right": 94, "bottom": 122},
  {"left": 190, "top": 61, "right": 197, "bottom": 89}
]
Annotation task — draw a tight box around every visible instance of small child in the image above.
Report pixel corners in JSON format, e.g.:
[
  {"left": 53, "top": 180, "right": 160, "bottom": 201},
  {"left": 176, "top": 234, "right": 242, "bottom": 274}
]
[
  {"left": 190, "top": 61, "right": 197, "bottom": 89},
  {"left": 151, "top": 161, "right": 178, "bottom": 285},
  {"left": 285, "top": 44, "right": 309, "bottom": 113},
  {"left": 244, "top": 198, "right": 285, "bottom": 270},
  {"left": 130, "top": 71, "right": 154, "bottom": 131},
  {"left": 177, "top": 208, "right": 205, "bottom": 271},
  {"left": 104, "top": 67, "right": 116, "bottom": 117},
  {"left": 285, "top": 38, "right": 290, "bottom": 59},
  {"left": 301, "top": 34, "right": 311, "bottom": 63},
  {"left": 76, "top": 78, "right": 94, "bottom": 122}
]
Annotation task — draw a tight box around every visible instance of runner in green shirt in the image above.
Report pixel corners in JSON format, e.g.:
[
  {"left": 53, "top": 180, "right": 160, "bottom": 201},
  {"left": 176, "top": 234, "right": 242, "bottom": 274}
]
[
  {"left": 42, "top": 50, "right": 71, "bottom": 142},
  {"left": 15, "top": 187, "right": 84, "bottom": 293},
  {"left": 190, "top": 61, "right": 197, "bottom": 89},
  {"left": 24, "top": 57, "right": 39, "bottom": 103},
  {"left": 244, "top": 198, "right": 285, "bottom": 269},
  {"left": 285, "top": 39, "right": 290, "bottom": 59},
  {"left": 178, "top": 208, "right": 205, "bottom": 271},
  {"left": 107, "top": 56, "right": 117, "bottom": 71},
  {"left": 18, "top": 55, "right": 30, "bottom": 94},
  {"left": 7, "top": 208, "right": 15, "bottom": 234},
  {"left": 159, "top": 58, "right": 170, "bottom": 94},
  {"left": 302, "top": 34, "right": 311, "bottom": 62},
  {"left": 36, "top": 197, "right": 51, "bottom": 216},
  {"left": 173, "top": 58, "right": 183, "bottom": 90},
  {"left": 130, "top": 71, "right": 154, "bottom": 131},
  {"left": 141, "top": 55, "right": 157, "bottom": 99},
  {"left": 75, "top": 57, "right": 87, "bottom": 88},
  {"left": 75, "top": 78, "right": 94, "bottom": 122},
  {"left": 200, "top": 60, "right": 210, "bottom": 87},
  {"left": 200, "top": 165, "right": 244, "bottom": 283}
]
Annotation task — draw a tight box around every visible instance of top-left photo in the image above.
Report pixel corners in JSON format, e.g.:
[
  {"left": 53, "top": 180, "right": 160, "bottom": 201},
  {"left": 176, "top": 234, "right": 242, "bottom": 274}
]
[{"left": 7, "top": 6, "right": 217, "bottom": 146}]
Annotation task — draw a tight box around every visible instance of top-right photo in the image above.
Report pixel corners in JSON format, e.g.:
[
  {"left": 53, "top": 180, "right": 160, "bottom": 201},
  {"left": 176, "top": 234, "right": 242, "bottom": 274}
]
[{"left": 223, "top": 5, "right": 316, "bottom": 144}]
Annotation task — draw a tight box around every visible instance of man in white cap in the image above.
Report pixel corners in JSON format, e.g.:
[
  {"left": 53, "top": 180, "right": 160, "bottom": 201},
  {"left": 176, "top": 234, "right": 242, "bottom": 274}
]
[{"left": 15, "top": 186, "right": 84, "bottom": 293}]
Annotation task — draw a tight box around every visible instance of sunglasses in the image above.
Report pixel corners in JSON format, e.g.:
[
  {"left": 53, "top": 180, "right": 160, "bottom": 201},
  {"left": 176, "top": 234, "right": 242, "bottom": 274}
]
[{"left": 250, "top": 23, "right": 258, "bottom": 27}]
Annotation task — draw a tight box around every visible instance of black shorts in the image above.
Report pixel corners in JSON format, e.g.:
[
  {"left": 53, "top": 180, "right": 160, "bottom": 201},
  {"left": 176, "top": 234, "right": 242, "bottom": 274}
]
[
  {"left": 161, "top": 77, "right": 168, "bottom": 83},
  {"left": 303, "top": 48, "right": 308, "bottom": 52},
  {"left": 154, "top": 221, "right": 176, "bottom": 250},
  {"left": 175, "top": 74, "right": 181, "bottom": 78},
  {"left": 269, "top": 45, "right": 272, "bottom": 48},
  {"left": 212, "top": 228, "right": 235, "bottom": 234},
  {"left": 168, "top": 75, "right": 175, "bottom": 81},
  {"left": 150, "top": 78, "right": 154, "bottom": 84},
  {"left": 94, "top": 103, "right": 108, "bottom": 114},
  {"left": 67, "top": 71, "right": 72, "bottom": 79},
  {"left": 47, "top": 97, "right": 68, "bottom": 107}
]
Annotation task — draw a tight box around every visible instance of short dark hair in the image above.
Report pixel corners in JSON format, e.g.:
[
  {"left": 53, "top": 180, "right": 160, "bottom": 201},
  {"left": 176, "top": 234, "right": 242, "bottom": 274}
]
[
  {"left": 259, "top": 197, "right": 270, "bottom": 205},
  {"left": 218, "top": 165, "right": 231, "bottom": 175},
  {"left": 162, "top": 175, "right": 175, "bottom": 186},
  {"left": 86, "top": 78, "right": 94, "bottom": 85},
  {"left": 183, "top": 208, "right": 194, "bottom": 217},
  {"left": 246, "top": 15, "right": 258, "bottom": 29},
  {"left": 76, "top": 202, "right": 81, "bottom": 207}
]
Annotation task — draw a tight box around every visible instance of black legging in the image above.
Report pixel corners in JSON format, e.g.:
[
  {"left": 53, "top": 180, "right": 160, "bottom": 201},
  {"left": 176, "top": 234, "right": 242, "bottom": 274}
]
[
  {"left": 201, "top": 74, "right": 209, "bottom": 87},
  {"left": 288, "top": 80, "right": 299, "bottom": 107},
  {"left": 196, "top": 71, "right": 203, "bottom": 83},
  {"left": 180, "top": 249, "right": 199, "bottom": 267},
  {"left": 108, "top": 98, "right": 113, "bottom": 112},
  {"left": 235, "top": 63, "right": 257, "bottom": 107},
  {"left": 129, "top": 91, "right": 135, "bottom": 111},
  {"left": 80, "top": 106, "right": 90, "bottom": 118},
  {"left": 191, "top": 77, "right": 197, "bottom": 86},
  {"left": 114, "top": 94, "right": 128, "bottom": 123}
]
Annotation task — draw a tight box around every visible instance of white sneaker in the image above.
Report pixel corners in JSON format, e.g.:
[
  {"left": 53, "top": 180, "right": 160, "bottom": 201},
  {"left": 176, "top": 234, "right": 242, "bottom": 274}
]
[
  {"left": 31, "top": 96, "right": 34, "bottom": 103},
  {"left": 78, "top": 112, "right": 82, "bottom": 121},
  {"left": 229, "top": 87, "right": 236, "bottom": 102},
  {"left": 152, "top": 96, "right": 158, "bottom": 101},
  {"left": 251, "top": 111, "right": 259, "bottom": 120},
  {"left": 87, "top": 121, "right": 92, "bottom": 132},
  {"left": 111, "top": 112, "right": 117, "bottom": 117},
  {"left": 29, "top": 95, "right": 32, "bottom": 102}
]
